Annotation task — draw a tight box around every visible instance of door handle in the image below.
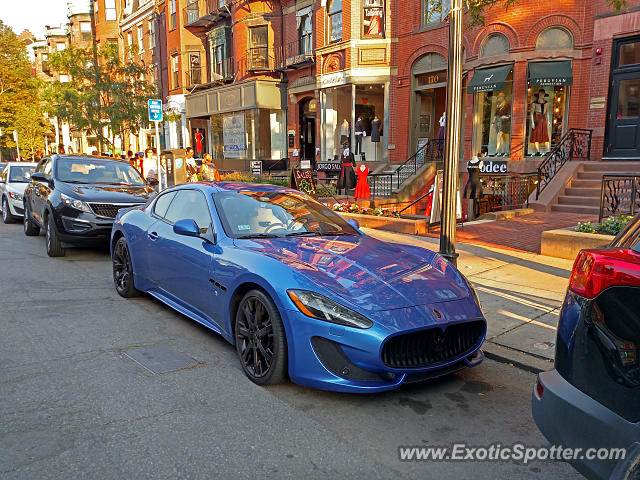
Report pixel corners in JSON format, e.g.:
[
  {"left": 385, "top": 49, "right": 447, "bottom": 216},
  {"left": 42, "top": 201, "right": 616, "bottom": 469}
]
[{"left": 148, "top": 231, "right": 159, "bottom": 241}]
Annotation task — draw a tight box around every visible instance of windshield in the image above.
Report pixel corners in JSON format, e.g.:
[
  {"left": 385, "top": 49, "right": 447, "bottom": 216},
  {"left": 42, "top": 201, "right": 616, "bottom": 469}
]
[
  {"left": 56, "top": 158, "right": 146, "bottom": 185},
  {"left": 9, "top": 165, "right": 36, "bottom": 183},
  {"left": 213, "top": 191, "right": 360, "bottom": 238}
]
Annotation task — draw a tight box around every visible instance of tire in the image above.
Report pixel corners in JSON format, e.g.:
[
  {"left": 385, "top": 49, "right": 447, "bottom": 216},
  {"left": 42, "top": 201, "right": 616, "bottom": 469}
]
[
  {"left": 235, "top": 289, "right": 288, "bottom": 385},
  {"left": 45, "top": 213, "right": 65, "bottom": 257},
  {"left": 2, "top": 196, "right": 15, "bottom": 224},
  {"left": 112, "top": 236, "right": 139, "bottom": 298},
  {"left": 23, "top": 203, "right": 39, "bottom": 236}
]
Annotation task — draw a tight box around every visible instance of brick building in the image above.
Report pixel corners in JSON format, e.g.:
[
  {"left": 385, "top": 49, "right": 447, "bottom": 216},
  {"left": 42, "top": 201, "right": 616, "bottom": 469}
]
[{"left": 93, "top": 0, "right": 121, "bottom": 49}]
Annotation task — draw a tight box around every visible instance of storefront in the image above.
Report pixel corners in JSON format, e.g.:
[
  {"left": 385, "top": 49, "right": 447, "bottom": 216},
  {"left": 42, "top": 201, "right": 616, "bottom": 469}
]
[{"left": 185, "top": 79, "right": 286, "bottom": 169}]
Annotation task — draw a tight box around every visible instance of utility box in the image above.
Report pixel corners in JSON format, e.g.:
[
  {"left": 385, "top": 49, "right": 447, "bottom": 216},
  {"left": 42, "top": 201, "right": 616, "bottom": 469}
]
[{"left": 162, "top": 148, "right": 187, "bottom": 186}]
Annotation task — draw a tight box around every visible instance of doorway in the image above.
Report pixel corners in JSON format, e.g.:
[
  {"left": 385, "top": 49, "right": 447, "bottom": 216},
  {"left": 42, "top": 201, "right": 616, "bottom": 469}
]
[
  {"left": 605, "top": 36, "right": 640, "bottom": 159},
  {"left": 299, "top": 98, "right": 316, "bottom": 165}
]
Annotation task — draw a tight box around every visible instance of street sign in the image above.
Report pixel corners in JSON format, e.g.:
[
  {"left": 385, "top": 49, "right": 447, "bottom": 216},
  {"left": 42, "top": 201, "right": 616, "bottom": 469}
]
[{"left": 148, "top": 99, "right": 163, "bottom": 122}]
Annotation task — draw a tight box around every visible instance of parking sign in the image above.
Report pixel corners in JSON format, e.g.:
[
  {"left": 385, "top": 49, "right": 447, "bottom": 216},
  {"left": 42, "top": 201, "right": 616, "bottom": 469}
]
[{"left": 148, "top": 99, "right": 163, "bottom": 122}]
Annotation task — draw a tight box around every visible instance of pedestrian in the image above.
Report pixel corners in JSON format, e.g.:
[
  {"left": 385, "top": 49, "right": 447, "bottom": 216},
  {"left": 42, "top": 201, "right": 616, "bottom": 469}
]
[
  {"left": 142, "top": 148, "right": 158, "bottom": 185},
  {"left": 201, "top": 153, "right": 221, "bottom": 181},
  {"left": 185, "top": 147, "right": 199, "bottom": 182}
]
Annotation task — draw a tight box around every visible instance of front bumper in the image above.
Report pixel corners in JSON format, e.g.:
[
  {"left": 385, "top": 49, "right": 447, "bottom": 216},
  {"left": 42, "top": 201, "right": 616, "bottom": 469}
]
[
  {"left": 6, "top": 195, "right": 25, "bottom": 217},
  {"left": 53, "top": 209, "right": 115, "bottom": 243},
  {"left": 283, "top": 308, "right": 485, "bottom": 393},
  {"left": 532, "top": 369, "right": 640, "bottom": 480}
]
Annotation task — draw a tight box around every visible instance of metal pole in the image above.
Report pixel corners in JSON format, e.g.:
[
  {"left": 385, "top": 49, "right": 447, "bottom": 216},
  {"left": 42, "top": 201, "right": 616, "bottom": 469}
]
[
  {"left": 155, "top": 120, "right": 162, "bottom": 190},
  {"left": 14, "top": 132, "right": 21, "bottom": 161},
  {"left": 439, "top": 0, "right": 463, "bottom": 267}
]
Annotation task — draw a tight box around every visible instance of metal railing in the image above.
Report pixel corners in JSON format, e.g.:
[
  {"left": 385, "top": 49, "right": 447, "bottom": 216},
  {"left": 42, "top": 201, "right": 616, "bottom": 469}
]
[
  {"left": 599, "top": 174, "right": 640, "bottom": 222},
  {"left": 481, "top": 173, "right": 538, "bottom": 213},
  {"left": 391, "top": 140, "right": 443, "bottom": 192},
  {"left": 369, "top": 173, "right": 394, "bottom": 198},
  {"left": 284, "top": 34, "right": 314, "bottom": 67},
  {"left": 536, "top": 128, "right": 593, "bottom": 199},
  {"left": 211, "top": 57, "right": 234, "bottom": 82}
]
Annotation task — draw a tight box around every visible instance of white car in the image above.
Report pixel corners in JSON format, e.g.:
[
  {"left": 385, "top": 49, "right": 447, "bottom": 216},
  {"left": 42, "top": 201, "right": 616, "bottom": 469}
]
[{"left": 0, "top": 162, "right": 37, "bottom": 224}]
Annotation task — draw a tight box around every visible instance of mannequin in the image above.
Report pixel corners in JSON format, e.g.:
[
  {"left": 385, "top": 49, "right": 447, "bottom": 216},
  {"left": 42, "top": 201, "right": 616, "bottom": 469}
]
[
  {"left": 340, "top": 119, "right": 350, "bottom": 148},
  {"left": 529, "top": 89, "right": 550, "bottom": 156},
  {"left": 463, "top": 156, "right": 484, "bottom": 220},
  {"left": 354, "top": 164, "right": 371, "bottom": 199},
  {"left": 354, "top": 116, "right": 365, "bottom": 155},
  {"left": 194, "top": 128, "right": 204, "bottom": 155},
  {"left": 493, "top": 92, "right": 511, "bottom": 156},
  {"left": 337, "top": 142, "right": 356, "bottom": 195},
  {"left": 437, "top": 112, "right": 446, "bottom": 158},
  {"left": 370, "top": 115, "right": 381, "bottom": 142}
]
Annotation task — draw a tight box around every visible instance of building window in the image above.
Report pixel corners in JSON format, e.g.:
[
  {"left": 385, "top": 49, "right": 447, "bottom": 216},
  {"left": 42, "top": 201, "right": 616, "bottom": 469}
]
[
  {"left": 127, "top": 31, "right": 133, "bottom": 55},
  {"left": 186, "top": 0, "right": 200, "bottom": 24},
  {"left": 209, "top": 26, "right": 231, "bottom": 80},
  {"left": 170, "top": 0, "right": 177, "bottom": 30},
  {"left": 363, "top": 0, "right": 383, "bottom": 38},
  {"left": 171, "top": 54, "right": 180, "bottom": 89},
  {"left": 189, "top": 52, "right": 201, "bottom": 85},
  {"left": 80, "top": 22, "right": 92, "bottom": 41},
  {"left": 248, "top": 25, "right": 269, "bottom": 70},
  {"left": 298, "top": 12, "right": 312, "bottom": 55},
  {"left": 105, "top": 0, "right": 116, "bottom": 21},
  {"left": 59, "top": 74, "right": 69, "bottom": 83},
  {"left": 328, "top": 0, "right": 342, "bottom": 43},
  {"left": 422, "top": 0, "right": 443, "bottom": 27},
  {"left": 525, "top": 85, "right": 568, "bottom": 156},
  {"left": 149, "top": 20, "right": 156, "bottom": 49},
  {"left": 535, "top": 27, "right": 573, "bottom": 50},
  {"left": 480, "top": 34, "right": 509, "bottom": 58},
  {"left": 56, "top": 43, "right": 66, "bottom": 51},
  {"left": 619, "top": 40, "right": 640, "bottom": 66},
  {"left": 137, "top": 25, "right": 144, "bottom": 53}
]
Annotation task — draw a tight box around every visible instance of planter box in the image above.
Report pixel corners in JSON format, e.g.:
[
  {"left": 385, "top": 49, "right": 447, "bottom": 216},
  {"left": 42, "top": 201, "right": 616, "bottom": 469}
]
[
  {"left": 339, "top": 212, "right": 429, "bottom": 235},
  {"left": 540, "top": 228, "right": 613, "bottom": 260}
]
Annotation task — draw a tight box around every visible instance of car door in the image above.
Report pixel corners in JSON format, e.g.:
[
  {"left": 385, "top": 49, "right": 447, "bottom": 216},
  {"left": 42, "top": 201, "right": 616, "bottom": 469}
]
[
  {"left": 30, "top": 158, "right": 50, "bottom": 224},
  {"left": 148, "top": 189, "right": 221, "bottom": 325}
]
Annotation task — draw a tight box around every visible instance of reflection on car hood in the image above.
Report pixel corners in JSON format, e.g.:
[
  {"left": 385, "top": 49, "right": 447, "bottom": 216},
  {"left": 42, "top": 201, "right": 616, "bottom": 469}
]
[
  {"left": 6, "top": 183, "right": 28, "bottom": 195},
  {"left": 238, "top": 235, "right": 470, "bottom": 310},
  {"left": 59, "top": 182, "right": 154, "bottom": 202}
]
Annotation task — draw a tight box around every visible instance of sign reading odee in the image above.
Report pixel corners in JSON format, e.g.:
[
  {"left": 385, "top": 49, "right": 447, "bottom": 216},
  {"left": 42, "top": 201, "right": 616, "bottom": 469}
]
[{"left": 480, "top": 160, "right": 508, "bottom": 174}]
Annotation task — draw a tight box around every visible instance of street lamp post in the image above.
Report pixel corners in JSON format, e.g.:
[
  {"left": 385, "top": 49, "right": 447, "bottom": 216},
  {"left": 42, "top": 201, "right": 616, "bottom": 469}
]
[{"left": 439, "top": 0, "right": 464, "bottom": 268}]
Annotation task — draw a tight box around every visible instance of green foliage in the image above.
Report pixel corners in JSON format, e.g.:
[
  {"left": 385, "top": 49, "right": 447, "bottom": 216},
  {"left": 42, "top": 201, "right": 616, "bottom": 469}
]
[
  {"left": 576, "top": 215, "right": 632, "bottom": 236},
  {"left": 43, "top": 42, "right": 156, "bottom": 150},
  {"left": 219, "top": 171, "right": 289, "bottom": 186},
  {"left": 576, "top": 221, "right": 596, "bottom": 234}
]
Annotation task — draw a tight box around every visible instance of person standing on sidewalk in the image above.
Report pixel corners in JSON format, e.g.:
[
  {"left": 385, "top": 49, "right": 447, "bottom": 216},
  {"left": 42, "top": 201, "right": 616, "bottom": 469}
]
[
  {"left": 185, "top": 147, "right": 199, "bottom": 182},
  {"left": 201, "top": 153, "right": 221, "bottom": 181},
  {"left": 142, "top": 148, "right": 158, "bottom": 187}
]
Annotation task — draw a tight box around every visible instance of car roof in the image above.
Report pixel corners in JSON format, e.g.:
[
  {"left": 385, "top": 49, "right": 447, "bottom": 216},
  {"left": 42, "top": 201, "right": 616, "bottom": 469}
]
[
  {"left": 51, "top": 154, "right": 129, "bottom": 163},
  {"left": 191, "top": 181, "right": 297, "bottom": 194}
]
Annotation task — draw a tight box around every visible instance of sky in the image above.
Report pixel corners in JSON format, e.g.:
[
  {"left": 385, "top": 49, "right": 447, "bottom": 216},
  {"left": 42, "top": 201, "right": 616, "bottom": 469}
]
[{"left": 1, "top": 0, "right": 71, "bottom": 39}]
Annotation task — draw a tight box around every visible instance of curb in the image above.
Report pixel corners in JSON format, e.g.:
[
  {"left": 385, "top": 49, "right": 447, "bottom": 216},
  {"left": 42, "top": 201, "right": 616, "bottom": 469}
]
[{"left": 483, "top": 342, "right": 553, "bottom": 375}]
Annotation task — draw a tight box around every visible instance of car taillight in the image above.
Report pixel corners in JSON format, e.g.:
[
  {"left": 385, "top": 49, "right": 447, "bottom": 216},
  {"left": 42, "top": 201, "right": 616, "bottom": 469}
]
[
  {"left": 568, "top": 249, "right": 640, "bottom": 299},
  {"left": 535, "top": 378, "right": 544, "bottom": 399}
]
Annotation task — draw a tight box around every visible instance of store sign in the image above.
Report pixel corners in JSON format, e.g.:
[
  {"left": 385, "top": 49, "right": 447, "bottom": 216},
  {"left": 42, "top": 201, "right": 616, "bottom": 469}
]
[
  {"left": 480, "top": 160, "right": 508, "bottom": 174},
  {"left": 320, "top": 71, "right": 346, "bottom": 88},
  {"left": 291, "top": 168, "right": 317, "bottom": 196},
  {"left": 316, "top": 161, "right": 342, "bottom": 171},
  {"left": 222, "top": 111, "right": 246, "bottom": 158},
  {"left": 530, "top": 77, "right": 572, "bottom": 87},
  {"left": 363, "top": 0, "right": 384, "bottom": 38},
  {"left": 250, "top": 160, "right": 262, "bottom": 176}
]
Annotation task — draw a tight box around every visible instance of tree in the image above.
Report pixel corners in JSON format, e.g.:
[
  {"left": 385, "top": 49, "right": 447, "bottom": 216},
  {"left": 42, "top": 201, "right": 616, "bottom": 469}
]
[
  {"left": 13, "top": 101, "right": 48, "bottom": 158},
  {"left": 43, "top": 42, "right": 156, "bottom": 152},
  {"left": 0, "top": 20, "right": 43, "bottom": 158}
]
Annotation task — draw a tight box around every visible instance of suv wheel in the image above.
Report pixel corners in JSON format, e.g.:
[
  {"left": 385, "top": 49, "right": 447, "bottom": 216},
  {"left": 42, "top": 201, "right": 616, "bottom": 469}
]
[
  {"left": 23, "top": 204, "right": 39, "bottom": 236},
  {"left": 45, "top": 213, "right": 65, "bottom": 257},
  {"left": 2, "top": 196, "right": 14, "bottom": 224}
]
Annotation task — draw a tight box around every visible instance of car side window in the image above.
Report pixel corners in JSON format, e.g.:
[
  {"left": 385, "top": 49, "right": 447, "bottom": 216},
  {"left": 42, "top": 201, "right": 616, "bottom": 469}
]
[
  {"left": 43, "top": 160, "right": 53, "bottom": 179},
  {"left": 35, "top": 159, "right": 47, "bottom": 173},
  {"left": 164, "top": 190, "right": 212, "bottom": 233},
  {"left": 153, "top": 191, "right": 177, "bottom": 219}
]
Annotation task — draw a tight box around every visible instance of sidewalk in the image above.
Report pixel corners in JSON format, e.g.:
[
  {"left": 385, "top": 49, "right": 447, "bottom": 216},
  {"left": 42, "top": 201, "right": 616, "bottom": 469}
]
[{"left": 362, "top": 227, "right": 575, "bottom": 373}]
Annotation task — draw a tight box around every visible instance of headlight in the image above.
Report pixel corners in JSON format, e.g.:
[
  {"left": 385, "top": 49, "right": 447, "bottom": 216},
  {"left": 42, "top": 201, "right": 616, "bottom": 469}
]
[
  {"left": 60, "top": 193, "right": 90, "bottom": 212},
  {"left": 8, "top": 192, "right": 22, "bottom": 201},
  {"left": 287, "top": 289, "right": 373, "bottom": 329}
]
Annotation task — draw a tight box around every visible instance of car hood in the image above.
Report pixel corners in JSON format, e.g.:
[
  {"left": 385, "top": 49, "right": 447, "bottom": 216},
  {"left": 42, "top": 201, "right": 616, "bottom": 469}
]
[
  {"left": 237, "top": 235, "right": 471, "bottom": 311},
  {"left": 58, "top": 182, "right": 154, "bottom": 203}
]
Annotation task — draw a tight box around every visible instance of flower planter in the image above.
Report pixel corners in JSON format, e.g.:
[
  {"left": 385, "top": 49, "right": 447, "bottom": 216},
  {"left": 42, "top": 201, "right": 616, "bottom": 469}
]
[
  {"left": 540, "top": 229, "right": 613, "bottom": 260},
  {"left": 339, "top": 212, "right": 429, "bottom": 235}
]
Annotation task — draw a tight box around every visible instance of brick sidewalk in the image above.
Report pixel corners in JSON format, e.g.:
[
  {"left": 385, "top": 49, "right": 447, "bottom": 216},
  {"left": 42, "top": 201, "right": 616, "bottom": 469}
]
[{"left": 425, "top": 212, "right": 597, "bottom": 254}]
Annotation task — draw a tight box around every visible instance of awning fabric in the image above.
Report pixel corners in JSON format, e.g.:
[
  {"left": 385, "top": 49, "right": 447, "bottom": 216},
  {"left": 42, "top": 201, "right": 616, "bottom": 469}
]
[
  {"left": 528, "top": 61, "right": 573, "bottom": 87},
  {"left": 467, "top": 64, "right": 513, "bottom": 94}
]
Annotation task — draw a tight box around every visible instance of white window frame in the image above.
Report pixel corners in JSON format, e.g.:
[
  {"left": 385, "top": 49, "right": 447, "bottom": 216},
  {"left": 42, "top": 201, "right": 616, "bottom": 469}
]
[
  {"left": 149, "top": 20, "right": 156, "bottom": 49},
  {"left": 137, "top": 24, "right": 144, "bottom": 53},
  {"left": 105, "top": 0, "right": 116, "bottom": 21}
]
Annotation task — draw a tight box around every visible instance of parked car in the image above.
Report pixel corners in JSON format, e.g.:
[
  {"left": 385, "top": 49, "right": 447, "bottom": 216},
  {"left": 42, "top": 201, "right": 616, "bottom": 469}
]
[
  {"left": 1, "top": 162, "right": 37, "bottom": 223},
  {"left": 111, "top": 182, "right": 486, "bottom": 392},
  {"left": 23, "top": 154, "right": 156, "bottom": 257},
  {"left": 533, "top": 213, "right": 640, "bottom": 480}
]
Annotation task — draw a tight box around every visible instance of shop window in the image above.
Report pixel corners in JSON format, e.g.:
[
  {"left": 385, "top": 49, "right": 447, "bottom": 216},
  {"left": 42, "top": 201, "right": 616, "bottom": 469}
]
[
  {"left": 422, "top": 0, "right": 443, "bottom": 27},
  {"left": 80, "top": 22, "right": 92, "bottom": 42},
  {"left": 211, "top": 109, "right": 285, "bottom": 160},
  {"left": 298, "top": 13, "right": 313, "bottom": 55},
  {"left": 171, "top": 54, "right": 180, "bottom": 89},
  {"left": 480, "top": 34, "right": 509, "bottom": 58},
  {"left": 619, "top": 40, "right": 640, "bottom": 67},
  {"left": 535, "top": 27, "right": 573, "bottom": 50},
  {"left": 363, "top": 0, "right": 384, "bottom": 38},
  {"left": 249, "top": 26, "right": 269, "bottom": 70},
  {"left": 525, "top": 86, "right": 568, "bottom": 156},
  {"left": 472, "top": 68, "right": 513, "bottom": 157},
  {"left": 328, "top": 0, "right": 342, "bottom": 43},
  {"left": 105, "top": 0, "right": 116, "bottom": 21},
  {"left": 170, "top": 0, "right": 177, "bottom": 30}
]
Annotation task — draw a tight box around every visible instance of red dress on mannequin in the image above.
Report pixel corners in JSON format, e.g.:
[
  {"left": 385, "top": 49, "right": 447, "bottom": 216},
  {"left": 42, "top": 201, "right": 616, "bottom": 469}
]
[{"left": 354, "top": 166, "right": 371, "bottom": 199}]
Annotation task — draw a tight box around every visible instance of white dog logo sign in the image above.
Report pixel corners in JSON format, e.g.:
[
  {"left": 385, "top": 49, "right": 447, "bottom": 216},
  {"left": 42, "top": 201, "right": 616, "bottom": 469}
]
[{"left": 484, "top": 74, "right": 494, "bottom": 83}]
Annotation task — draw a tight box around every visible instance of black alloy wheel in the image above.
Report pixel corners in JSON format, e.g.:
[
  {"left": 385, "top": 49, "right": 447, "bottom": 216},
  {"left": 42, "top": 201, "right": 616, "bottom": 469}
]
[
  {"left": 2, "top": 197, "right": 14, "bottom": 224},
  {"left": 112, "top": 237, "right": 139, "bottom": 298},
  {"left": 235, "top": 289, "right": 287, "bottom": 385},
  {"left": 45, "top": 213, "right": 65, "bottom": 257},
  {"left": 23, "top": 204, "right": 39, "bottom": 236}
]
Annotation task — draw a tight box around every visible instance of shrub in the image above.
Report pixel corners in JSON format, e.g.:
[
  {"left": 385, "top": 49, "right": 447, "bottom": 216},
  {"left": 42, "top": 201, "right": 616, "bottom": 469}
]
[
  {"left": 576, "top": 221, "right": 596, "bottom": 234},
  {"left": 219, "top": 171, "right": 289, "bottom": 187},
  {"left": 330, "top": 203, "right": 400, "bottom": 218},
  {"left": 575, "top": 215, "right": 632, "bottom": 236}
]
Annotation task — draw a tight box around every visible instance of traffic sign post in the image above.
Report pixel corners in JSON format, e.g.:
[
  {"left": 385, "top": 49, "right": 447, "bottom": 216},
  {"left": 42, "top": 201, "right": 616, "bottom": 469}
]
[{"left": 148, "top": 99, "right": 163, "bottom": 190}]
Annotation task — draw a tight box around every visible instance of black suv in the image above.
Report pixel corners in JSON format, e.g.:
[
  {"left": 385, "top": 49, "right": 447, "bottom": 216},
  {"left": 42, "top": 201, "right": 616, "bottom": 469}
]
[{"left": 23, "top": 155, "right": 156, "bottom": 257}]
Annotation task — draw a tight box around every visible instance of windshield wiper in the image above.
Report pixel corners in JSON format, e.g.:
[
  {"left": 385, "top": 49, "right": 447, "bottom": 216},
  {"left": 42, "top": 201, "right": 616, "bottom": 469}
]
[
  {"left": 285, "top": 231, "right": 321, "bottom": 237},
  {"left": 236, "top": 233, "right": 282, "bottom": 239},
  {"left": 319, "top": 231, "right": 356, "bottom": 236}
]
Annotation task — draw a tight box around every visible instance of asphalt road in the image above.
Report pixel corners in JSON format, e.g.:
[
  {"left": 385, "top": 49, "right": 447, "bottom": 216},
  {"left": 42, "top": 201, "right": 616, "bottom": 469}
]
[{"left": 0, "top": 220, "right": 580, "bottom": 479}]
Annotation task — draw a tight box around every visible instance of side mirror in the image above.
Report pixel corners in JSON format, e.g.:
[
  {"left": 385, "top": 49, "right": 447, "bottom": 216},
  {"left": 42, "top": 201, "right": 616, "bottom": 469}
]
[
  {"left": 347, "top": 218, "right": 360, "bottom": 230},
  {"left": 31, "top": 172, "right": 47, "bottom": 183},
  {"left": 173, "top": 218, "right": 200, "bottom": 237}
]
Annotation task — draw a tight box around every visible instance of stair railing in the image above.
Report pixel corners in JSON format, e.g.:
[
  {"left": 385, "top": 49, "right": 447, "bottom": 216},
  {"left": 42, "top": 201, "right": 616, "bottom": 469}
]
[{"left": 599, "top": 174, "right": 640, "bottom": 222}]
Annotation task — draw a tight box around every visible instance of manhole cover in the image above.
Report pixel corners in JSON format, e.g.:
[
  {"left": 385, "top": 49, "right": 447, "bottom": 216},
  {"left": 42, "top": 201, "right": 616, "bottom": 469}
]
[{"left": 124, "top": 345, "right": 201, "bottom": 374}]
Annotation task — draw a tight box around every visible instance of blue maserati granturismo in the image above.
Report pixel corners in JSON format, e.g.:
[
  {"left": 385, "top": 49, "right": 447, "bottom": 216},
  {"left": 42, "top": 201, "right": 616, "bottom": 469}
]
[{"left": 110, "top": 182, "right": 486, "bottom": 392}]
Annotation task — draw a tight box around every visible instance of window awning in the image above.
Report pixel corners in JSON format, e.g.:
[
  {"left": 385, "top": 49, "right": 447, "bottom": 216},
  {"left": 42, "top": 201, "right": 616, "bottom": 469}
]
[
  {"left": 528, "top": 61, "right": 573, "bottom": 87},
  {"left": 467, "top": 64, "right": 512, "bottom": 94}
]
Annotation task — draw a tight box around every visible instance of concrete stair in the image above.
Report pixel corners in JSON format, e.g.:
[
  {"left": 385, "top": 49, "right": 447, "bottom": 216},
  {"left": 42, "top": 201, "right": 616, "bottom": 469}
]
[{"left": 550, "top": 161, "right": 640, "bottom": 216}]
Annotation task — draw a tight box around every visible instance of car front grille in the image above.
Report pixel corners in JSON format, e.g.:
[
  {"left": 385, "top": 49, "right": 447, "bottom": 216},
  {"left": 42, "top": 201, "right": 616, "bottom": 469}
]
[
  {"left": 89, "top": 203, "right": 143, "bottom": 218},
  {"left": 381, "top": 320, "right": 485, "bottom": 369}
]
